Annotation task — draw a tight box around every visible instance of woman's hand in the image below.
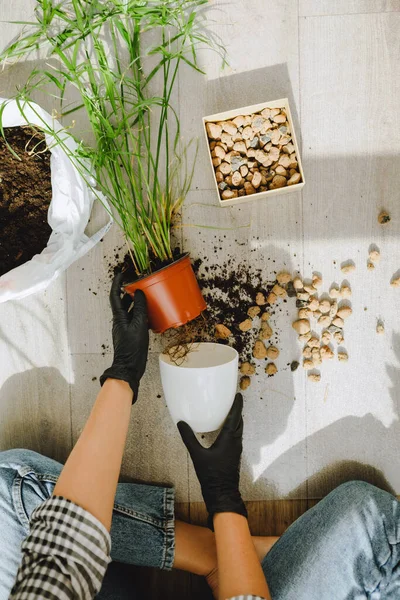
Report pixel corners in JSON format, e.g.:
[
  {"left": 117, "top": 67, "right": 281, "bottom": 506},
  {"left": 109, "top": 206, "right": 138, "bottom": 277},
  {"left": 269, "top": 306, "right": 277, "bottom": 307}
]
[
  {"left": 178, "top": 393, "right": 247, "bottom": 527},
  {"left": 100, "top": 271, "right": 149, "bottom": 403}
]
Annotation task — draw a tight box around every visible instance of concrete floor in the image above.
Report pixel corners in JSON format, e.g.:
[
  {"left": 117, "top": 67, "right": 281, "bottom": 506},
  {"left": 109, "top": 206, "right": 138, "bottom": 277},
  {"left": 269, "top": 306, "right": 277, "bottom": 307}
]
[{"left": 1, "top": 0, "right": 400, "bottom": 504}]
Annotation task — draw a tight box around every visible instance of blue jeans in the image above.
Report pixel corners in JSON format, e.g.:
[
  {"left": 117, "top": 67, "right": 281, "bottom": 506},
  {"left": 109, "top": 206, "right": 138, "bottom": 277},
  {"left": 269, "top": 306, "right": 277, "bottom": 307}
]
[
  {"left": 1, "top": 450, "right": 400, "bottom": 599},
  {"left": 0, "top": 449, "right": 175, "bottom": 600}
]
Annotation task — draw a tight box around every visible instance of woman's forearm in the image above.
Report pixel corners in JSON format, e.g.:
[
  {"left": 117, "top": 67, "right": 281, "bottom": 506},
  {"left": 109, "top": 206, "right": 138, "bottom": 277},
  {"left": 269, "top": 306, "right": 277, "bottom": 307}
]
[
  {"left": 213, "top": 512, "right": 271, "bottom": 600},
  {"left": 53, "top": 379, "right": 133, "bottom": 530}
]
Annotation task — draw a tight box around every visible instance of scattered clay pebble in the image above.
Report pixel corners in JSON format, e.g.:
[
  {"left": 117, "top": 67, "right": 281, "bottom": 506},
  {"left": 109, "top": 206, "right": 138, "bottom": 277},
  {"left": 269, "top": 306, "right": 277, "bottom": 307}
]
[
  {"left": 272, "top": 284, "right": 287, "bottom": 298},
  {"left": 309, "top": 297, "right": 319, "bottom": 311},
  {"left": 312, "top": 274, "right": 322, "bottom": 287},
  {"left": 253, "top": 340, "right": 267, "bottom": 359},
  {"left": 248, "top": 306, "right": 261, "bottom": 318},
  {"left": 266, "top": 346, "right": 280, "bottom": 360},
  {"left": 265, "top": 362, "right": 277, "bottom": 376},
  {"left": 260, "top": 322, "right": 273, "bottom": 340},
  {"left": 332, "top": 316, "right": 344, "bottom": 328},
  {"left": 303, "top": 359, "right": 314, "bottom": 370},
  {"left": 240, "top": 376, "right": 251, "bottom": 390},
  {"left": 378, "top": 210, "right": 391, "bottom": 224},
  {"left": 298, "top": 308, "right": 310, "bottom": 319},
  {"left": 215, "top": 324, "right": 231, "bottom": 339},
  {"left": 297, "top": 291, "right": 310, "bottom": 301},
  {"left": 341, "top": 263, "right": 356, "bottom": 274},
  {"left": 320, "top": 345, "right": 334, "bottom": 360},
  {"left": 319, "top": 299, "right": 331, "bottom": 314},
  {"left": 318, "top": 315, "right": 331, "bottom": 327},
  {"left": 267, "top": 291, "right": 278, "bottom": 304},
  {"left": 376, "top": 321, "right": 385, "bottom": 334},
  {"left": 329, "top": 301, "right": 338, "bottom": 318},
  {"left": 390, "top": 276, "right": 400, "bottom": 287},
  {"left": 240, "top": 362, "right": 256, "bottom": 376},
  {"left": 277, "top": 271, "right": 292, "bottom": 284},
  {"left": 313, "top": 310, "right": 321, "bottom": 320},
  {"left": 308, "top": 337, "right": 320, "bottom": 348},
  {"left": 308, "top": 372, "right": 321, "bottom": 382},
  {"left": 298, "top": 332, "right": 312, "bottom": 343},
  {"left": 292, "top": 319, "right": 311, "bottom": 334},
  {"left": 303, "top": 346, "right": 312, "bottom": 359},
  {"left": 340, "top": 285, "right": 352, "bottom": 298},
  {"left": 312, "top": 350, "right": 322, "bottom": 366},
  {"left": 338, "top": 351, "right": 348, "bottom": 362},
  {"left": 367, "top": 261, "right": 375, "bottom": 271},
  {"left": 328, "top": 324, "right": 343, "bottom": 334},
  {"left": 333, "top": 331, "right": 344, "bottom": 344},
  {"left": 321, "top": 331, "right": 331, "bottom": 345},
  {"left": 239, "top": 318, "right": 253, "bottom": 332},
  {"left": 369, "top": 249, "right": 380, "bottom": 262},
  {"left": 291, "top": 360, "right": 299, "bottom": 371},
  {"left": 256, "top": 292, "right": 266, "bottom": 305},
  {"left": 293, "top": 277, "right": 303, "bottom": 290},
  {"left": 304, "top": 284, "right": 317, "bottom": 295},
  {"left": 337, "top": 306, "right": 352, "bottom": 319},
  {"left": 261, "top": 311, "right": 270, "bottom": 321},
  {"left": 329, "top": 287, "right": 340, "bottom": 298}
]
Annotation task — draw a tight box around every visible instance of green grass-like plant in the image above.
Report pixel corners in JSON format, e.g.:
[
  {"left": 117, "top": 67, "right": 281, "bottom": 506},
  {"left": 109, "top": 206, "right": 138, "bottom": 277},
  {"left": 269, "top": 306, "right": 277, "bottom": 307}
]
[{"left": 0, "top": 0, "right": 222, "bottom": 275}]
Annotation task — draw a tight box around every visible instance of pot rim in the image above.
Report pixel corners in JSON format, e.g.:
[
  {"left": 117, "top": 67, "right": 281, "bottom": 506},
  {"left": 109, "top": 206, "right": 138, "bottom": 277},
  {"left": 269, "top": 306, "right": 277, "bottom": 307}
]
[
  {"left": 123, "top": 252, "right": 190, "bottom": 287},
  {"left": 159, "top": 342, "right": 238, "bottom": 369}
]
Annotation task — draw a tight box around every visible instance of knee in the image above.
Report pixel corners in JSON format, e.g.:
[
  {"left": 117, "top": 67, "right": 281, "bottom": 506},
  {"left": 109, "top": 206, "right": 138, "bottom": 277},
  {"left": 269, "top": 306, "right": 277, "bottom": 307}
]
[
  {"left": 326, "top": 480, "right": 391, "bottom": 516},
  {"left": 0, "top": 448, "right": 43, "bottom": 469}
]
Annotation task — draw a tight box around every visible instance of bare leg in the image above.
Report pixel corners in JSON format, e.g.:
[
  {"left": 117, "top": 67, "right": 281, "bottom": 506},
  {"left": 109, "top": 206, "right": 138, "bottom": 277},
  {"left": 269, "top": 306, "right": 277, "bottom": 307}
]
[
  {"left": 253, "top": 535, "right": 280, "bottom": 560},
  {"left": 173, "top": 521, "right": 217, "bottom": 576},
  {"left": 173, "top": 520, "right": 279, "bottom": 598}
]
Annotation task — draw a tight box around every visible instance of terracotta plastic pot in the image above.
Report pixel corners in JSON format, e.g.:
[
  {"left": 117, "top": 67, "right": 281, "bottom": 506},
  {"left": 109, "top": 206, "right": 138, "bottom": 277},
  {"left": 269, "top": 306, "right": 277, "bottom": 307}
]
[{"left": 124, "top": 254, "right": 206, "bottom": 333}]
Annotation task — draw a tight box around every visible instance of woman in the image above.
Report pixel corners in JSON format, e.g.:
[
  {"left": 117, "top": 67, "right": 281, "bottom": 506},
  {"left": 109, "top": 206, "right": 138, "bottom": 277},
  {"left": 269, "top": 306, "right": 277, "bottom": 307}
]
[{"left": 3, "top": 273, "right": 400, "bottom": 599}]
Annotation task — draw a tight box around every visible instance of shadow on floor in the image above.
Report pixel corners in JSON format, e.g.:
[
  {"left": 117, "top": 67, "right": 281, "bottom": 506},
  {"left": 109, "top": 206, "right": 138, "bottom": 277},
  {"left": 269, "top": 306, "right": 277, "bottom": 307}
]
[{"left": 0, "top": 367, "right": 71, "bottom": 464}]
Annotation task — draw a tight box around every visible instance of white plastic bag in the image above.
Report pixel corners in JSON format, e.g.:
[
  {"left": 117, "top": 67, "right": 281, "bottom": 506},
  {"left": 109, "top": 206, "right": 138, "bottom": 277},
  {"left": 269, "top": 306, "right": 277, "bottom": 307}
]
[{"left": 0, "top": 98, "right": 112, "bottom": 302}]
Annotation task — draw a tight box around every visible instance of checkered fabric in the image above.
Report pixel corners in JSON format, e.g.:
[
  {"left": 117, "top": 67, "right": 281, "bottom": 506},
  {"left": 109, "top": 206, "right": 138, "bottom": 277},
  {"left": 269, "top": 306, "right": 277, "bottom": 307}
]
[
  {"left": 9, "top": 494, "right": 265, "bottom": 600},
  {"left": 10, "top": 496, "right": 111, "bottom": 600}
]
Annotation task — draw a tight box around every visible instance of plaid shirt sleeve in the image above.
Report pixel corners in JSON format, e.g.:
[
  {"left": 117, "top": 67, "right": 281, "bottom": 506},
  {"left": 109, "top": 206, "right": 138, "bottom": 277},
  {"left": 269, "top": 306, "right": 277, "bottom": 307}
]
[{"left": 10, "top": 496, "right": 111, "bottom": 600}]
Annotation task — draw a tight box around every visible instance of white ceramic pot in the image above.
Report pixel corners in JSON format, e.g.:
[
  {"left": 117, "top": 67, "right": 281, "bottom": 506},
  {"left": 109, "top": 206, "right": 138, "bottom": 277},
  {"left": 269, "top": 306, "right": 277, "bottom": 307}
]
[{"left": 159, "top": 342, "right": 239, "bottom": 433}]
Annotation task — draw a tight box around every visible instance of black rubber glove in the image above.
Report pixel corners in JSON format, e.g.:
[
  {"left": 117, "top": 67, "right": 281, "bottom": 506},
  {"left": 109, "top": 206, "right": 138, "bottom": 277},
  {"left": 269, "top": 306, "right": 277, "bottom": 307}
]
[
  {"left": 100, "top": 271, "right": 149, "bottom": 403},
  {"left": 178, "top": 393, "right": 247, "bottom": 529}
]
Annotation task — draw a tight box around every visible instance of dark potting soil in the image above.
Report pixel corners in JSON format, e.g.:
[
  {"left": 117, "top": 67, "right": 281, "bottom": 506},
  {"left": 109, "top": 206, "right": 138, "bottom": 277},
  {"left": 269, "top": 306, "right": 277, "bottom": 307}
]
[
  {"left": 114, "top": 247, "right": 183, "bottom": 282},
  {"left": 193, "top": 257, "right": 276, "bottom": 363},
  {"left": 107, "top": 244, "right": 293, "bottom": 367},
  {"left": 0, "top": 126, "right": 52, "bottom": 277}
]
